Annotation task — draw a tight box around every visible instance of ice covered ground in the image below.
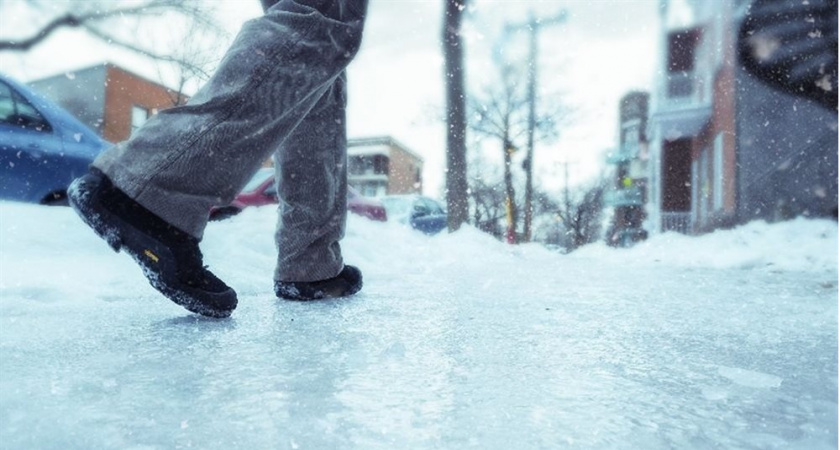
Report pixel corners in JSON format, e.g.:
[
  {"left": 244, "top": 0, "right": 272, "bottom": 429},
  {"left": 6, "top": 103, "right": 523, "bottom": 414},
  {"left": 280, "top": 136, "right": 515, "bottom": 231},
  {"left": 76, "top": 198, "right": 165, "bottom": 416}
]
[{"left": 0, "top": 201, "right": 837, "bottom": 449}]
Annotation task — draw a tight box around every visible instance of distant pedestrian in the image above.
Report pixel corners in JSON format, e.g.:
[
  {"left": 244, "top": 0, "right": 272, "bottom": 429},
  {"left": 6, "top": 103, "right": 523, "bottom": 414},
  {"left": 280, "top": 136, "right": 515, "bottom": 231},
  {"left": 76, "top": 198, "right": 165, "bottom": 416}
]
[{"left": 68, "top": 0, "right": 369, "bottom": 317}]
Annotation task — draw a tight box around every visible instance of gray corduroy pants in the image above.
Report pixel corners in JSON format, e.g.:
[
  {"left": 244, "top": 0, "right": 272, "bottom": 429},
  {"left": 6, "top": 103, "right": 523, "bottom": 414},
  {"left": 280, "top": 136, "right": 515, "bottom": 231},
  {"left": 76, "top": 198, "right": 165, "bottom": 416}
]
[{"left": 92, "top": 0, "right": 368, "bottom": 283}]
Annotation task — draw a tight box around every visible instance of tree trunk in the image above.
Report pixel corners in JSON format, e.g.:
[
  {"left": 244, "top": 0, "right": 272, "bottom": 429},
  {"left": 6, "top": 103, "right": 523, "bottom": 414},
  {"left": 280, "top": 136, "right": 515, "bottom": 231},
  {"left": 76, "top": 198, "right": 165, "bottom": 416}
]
[
  {"left": 502, "top": 135, "right": 517, "bottom": 243},
  {"left": 443, "top": 0, "right": 469, "bottom": 232}
]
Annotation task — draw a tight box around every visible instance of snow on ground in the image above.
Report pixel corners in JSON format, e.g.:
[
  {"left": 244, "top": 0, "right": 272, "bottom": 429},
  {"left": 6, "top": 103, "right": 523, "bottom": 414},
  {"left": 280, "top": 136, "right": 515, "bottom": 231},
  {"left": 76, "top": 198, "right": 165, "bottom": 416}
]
[
  {"left": 571, "top": 217, "right": 838, "bottom": 273},
  {"left": 0, "top": 201, "right": 837, "bottom": 449}
]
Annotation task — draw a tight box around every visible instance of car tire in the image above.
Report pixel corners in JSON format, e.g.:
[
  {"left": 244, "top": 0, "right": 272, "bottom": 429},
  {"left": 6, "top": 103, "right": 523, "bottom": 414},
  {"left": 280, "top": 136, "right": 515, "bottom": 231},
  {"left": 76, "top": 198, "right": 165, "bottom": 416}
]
[{"left": 41, "top": 191, "right": 69, "bottom": 207}]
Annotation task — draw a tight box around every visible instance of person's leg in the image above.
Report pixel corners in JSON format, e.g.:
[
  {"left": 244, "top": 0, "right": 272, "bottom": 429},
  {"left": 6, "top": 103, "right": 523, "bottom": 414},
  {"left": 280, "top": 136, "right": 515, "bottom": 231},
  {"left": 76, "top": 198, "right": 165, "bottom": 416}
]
[
  {"left": 93, "top": 0, "right": 368, "bottom": 239},
  {"left": 272, "top": 72, "right": 362, "bottom": 300},
  {"left": 69, "top": 0, "right": 368, "bottom": 316}
]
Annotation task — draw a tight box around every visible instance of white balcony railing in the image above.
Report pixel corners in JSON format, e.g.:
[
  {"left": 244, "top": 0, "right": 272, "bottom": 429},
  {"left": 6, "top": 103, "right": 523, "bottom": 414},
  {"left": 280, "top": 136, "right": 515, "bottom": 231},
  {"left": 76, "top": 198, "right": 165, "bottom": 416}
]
[
  {"left": 662, "top": 212, "right": 692, "bottom": 234},
  {"left": 651, "top": 70, "right": 712, "bottom": 136}
]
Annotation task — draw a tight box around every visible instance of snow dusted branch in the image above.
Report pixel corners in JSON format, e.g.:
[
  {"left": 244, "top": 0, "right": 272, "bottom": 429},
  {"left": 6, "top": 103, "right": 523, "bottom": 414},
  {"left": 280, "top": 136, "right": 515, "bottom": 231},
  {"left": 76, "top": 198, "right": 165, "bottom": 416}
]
[{"left": 0, "top": 0, "right": 222, "bottom": 81}]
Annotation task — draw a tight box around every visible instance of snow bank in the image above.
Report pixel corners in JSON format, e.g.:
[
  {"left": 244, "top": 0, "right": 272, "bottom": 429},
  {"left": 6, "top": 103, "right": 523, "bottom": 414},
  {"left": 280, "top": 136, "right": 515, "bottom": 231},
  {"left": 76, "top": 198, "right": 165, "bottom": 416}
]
[
  {"left": 572, "top": 218, "right": 838, "bottom": 273},
  {"left": 1, "top": 201, "right": 835, "bottom": 302}
]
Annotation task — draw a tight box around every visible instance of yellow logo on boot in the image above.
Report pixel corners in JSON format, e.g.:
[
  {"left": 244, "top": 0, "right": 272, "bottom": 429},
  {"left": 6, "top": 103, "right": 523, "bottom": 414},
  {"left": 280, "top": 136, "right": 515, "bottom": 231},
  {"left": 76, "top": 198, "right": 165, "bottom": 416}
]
[{"left": 144, "top": 250, "right": 160, "bottom": 263}]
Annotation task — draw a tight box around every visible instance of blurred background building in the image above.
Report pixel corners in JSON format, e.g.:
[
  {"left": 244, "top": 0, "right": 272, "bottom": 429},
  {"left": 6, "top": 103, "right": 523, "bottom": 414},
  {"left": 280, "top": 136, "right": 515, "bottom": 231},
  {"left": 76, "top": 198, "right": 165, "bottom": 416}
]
[
  {"left": 348, "top": 136, "right": 423, "bottom": 197},
  {"left": 29, "top": 63, "right": 187, "bottom": 144},
  {"left": 646, "top": 0, "right": 837, "bottom": 235},
  {"left": 605, "top": 91, "right": 650, "bottom": 246}
]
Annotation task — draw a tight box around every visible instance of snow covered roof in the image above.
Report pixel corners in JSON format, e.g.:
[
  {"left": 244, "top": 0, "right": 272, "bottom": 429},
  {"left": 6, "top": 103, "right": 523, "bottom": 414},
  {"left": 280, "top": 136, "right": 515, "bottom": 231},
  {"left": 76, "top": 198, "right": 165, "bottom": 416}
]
[
  {"left": 348, "top": 135, "right": 424, "bottom": 162},
  {"left": 347, "top": 144, "right": 390, "bottom": 158}
]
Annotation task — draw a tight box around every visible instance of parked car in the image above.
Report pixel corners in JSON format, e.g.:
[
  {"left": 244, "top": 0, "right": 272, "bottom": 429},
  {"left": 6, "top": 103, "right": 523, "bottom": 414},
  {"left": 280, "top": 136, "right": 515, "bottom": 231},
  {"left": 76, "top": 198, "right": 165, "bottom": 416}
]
[
  {"left": 380, "top": 195, "right": 448, "bottom": 235},
  {"left": 209, "top": 167, "right": 387, "bottom": 222},
  {"left": 0, "top": 73, "right": 108, "bottom": 205}
]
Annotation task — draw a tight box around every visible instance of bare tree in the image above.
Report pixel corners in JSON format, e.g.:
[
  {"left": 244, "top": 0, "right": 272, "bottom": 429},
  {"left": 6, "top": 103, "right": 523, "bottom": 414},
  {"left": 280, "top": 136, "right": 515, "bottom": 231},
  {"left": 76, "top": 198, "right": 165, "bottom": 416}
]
[
  {"left": 552, "top": 179, "right": 606, "bottom": 251},
  {"left": 466, "top": 147, "right": 507, "bottom": 239},
  {"left": 443, "top": 0, "right": 470, "bottom": 232},
  {"left": 0, "top": 0, "right": 223, "bottom": 81},
  {"left": 470, "top": 65, "right": 526, "bottom": 242},
  {"left": 153, "top": 19, "right": 226, "bottom": 107},
  {"left": 469, "top": 61, "right": 562, "bottom": 243}
]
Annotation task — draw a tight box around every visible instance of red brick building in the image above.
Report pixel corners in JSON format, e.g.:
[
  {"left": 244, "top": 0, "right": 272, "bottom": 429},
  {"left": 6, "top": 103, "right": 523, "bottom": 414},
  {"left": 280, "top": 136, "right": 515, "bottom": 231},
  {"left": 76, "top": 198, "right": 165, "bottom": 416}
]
[
  {"left": 647, "top": 0, "right": 837, "bottom": 234},
  {"left": 347, "top": 136, "right": 423, "bottom": 197},
  {"left": 29, "top": 63, "right": 188, "bottom": 143}
]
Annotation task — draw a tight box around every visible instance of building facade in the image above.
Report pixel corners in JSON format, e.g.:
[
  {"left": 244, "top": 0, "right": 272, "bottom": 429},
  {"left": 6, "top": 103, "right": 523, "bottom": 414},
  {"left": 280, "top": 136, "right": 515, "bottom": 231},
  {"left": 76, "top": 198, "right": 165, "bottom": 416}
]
[
  {"left": 605, "top": 91, "right": 650, "bottom": 246},
  {"left": 29, "top": 63, "right": 187, "bottom": 144},
  {"left": 347, "top": 136, "right": 423, "bottom": 197},
  {"left": 647, "top": 0, "right": 837, "bottom": 234}
]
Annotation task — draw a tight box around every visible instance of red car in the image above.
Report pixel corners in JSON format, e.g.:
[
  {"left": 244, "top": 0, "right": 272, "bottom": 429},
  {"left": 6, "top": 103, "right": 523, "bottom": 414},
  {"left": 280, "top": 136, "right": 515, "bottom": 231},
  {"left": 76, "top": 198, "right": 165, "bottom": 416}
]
[{"left": 209, "top": 168, "right": 387, "bottom": 222}]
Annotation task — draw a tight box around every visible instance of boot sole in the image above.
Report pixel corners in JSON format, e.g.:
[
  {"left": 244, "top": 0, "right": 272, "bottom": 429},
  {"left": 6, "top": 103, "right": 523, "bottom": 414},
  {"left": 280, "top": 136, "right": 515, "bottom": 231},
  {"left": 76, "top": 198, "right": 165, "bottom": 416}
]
[
  {"left": 68, "top": 177, "right": 236, "bottom": 318},
  {"left": 275, "top": 266, "right": 362, "bottom": 301}
]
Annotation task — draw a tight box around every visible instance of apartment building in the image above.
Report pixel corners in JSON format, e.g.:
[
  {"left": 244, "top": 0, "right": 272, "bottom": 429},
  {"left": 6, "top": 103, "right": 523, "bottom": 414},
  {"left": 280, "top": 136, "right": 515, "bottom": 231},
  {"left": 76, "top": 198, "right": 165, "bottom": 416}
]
[
  {"left": 647, "top": 0, "right": 837, "bottom": 234},
  {"left": 29, "top": 63, "right": 187, "bottom": 144},
  {"left": 605, "top": 91, "right": 650, "bottom": 246},
  {"left": 347, "top": 136, "right": 423, "bottom": 197}
]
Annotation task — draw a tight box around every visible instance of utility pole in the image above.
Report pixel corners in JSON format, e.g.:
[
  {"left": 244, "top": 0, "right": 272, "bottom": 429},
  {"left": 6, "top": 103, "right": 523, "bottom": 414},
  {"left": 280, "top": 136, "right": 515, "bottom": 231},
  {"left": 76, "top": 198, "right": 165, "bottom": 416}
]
[
  {"left": 511, "top": 10, "right": 567, "bottom": 242},
  {"left": 558, "top": 159, "right": 578, "bottom": 213},
  {"left": 554, "top": 159, "right": 578, "bottom": 220}
]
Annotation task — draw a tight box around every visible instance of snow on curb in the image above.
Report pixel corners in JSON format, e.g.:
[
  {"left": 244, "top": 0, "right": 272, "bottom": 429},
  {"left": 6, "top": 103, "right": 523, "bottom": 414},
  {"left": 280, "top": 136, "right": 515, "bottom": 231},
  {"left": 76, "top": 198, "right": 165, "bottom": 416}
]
[{"left": 571, "top": 217, "right": 838, "bottom": 273}]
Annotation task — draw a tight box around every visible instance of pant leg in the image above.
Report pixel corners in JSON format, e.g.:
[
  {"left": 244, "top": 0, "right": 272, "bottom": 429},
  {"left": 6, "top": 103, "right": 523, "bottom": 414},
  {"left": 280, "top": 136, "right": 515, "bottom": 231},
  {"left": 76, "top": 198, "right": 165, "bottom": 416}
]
[
  {"left": 92, "top": 0, "right": 368, "bottom": 239},
  {"left": 273, "top": 73, "right": 348, "bottom": 282}
]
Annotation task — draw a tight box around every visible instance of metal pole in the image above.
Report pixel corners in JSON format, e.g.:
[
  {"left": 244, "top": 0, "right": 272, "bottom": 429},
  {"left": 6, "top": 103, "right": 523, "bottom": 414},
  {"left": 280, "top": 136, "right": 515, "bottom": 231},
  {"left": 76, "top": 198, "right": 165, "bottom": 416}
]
[
  {"left": 521, "top": 10, "right": 566, "bottom": 242},
  {"left": 523, "top": 11, "right": 538, "bottom": 242}
]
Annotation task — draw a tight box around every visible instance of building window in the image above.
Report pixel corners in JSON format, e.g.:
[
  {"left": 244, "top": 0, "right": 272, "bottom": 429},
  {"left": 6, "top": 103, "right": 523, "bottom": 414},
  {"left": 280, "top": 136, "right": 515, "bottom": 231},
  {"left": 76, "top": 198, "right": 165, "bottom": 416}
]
[
  {"left": 361, "top": 182, "right": 380, "bottom": 197},
  {"left": 131, "top": 105, "right": 148, "bottom": 134},
  {"left": 349, "top": 156, "right": 366, "bottom": 176},
  {"left": 667, "top": 28, "right": 701, "bottom": 98},
  {"left": 713, "top": 133, "right": 724, "bottom": 211},
  {"left": 667, "top": 28, "right": 700, "bottom": 73},
  {"left": 372, "top": 155, "right": 389, "bottom": 175}
]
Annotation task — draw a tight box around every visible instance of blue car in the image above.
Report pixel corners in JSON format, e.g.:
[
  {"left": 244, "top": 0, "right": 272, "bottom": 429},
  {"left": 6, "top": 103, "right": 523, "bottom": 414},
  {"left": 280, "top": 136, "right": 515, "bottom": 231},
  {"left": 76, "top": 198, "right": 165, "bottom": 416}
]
[
  {"left": 381, "top": 195, "right": 448, "bottom": 235},
  {"left": 0, "top": 73, "right": 108, "bottom": 205}
]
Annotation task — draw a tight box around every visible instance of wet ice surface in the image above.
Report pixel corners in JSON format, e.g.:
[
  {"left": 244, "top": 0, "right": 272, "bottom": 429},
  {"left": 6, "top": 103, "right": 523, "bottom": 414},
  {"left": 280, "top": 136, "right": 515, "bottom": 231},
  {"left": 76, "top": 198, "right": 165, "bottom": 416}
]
[{"left": 0, "top": 202, "right": 837, "bottom": 449}]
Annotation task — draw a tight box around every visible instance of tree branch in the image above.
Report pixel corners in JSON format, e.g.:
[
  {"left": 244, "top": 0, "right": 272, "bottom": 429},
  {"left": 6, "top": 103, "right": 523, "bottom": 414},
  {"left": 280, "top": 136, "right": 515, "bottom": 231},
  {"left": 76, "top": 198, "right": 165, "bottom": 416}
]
[
  {"left": 82, "top": 24, "right": 212, "bottom": 80},
  {"left": 0, "top": 0, "right": 217, "bottom": 54},
  {"left": 0, "top": 13, "right": 81, "bottom": 51}
]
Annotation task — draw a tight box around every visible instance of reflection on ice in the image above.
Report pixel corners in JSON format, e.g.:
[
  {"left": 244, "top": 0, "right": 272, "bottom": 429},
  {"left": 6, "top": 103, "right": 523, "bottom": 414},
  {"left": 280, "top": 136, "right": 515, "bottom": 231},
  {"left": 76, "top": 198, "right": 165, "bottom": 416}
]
[{"left": 0, "top": 203, "right": 836, "bottom": 449}]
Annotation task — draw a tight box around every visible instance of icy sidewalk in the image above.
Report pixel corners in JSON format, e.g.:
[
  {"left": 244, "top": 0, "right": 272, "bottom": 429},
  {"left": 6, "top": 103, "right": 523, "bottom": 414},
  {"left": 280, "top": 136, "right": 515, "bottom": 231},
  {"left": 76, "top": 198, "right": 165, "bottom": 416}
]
[{"left": 0, "top": 202, "right": 837, "bottom": 449}]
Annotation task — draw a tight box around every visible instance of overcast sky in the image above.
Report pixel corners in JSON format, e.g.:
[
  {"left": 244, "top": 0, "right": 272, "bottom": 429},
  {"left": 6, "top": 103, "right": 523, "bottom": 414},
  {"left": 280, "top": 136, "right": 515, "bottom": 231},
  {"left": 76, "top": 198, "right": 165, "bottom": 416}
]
[{"left": 0, "top": 0, "right": 660, "bottom": 197}]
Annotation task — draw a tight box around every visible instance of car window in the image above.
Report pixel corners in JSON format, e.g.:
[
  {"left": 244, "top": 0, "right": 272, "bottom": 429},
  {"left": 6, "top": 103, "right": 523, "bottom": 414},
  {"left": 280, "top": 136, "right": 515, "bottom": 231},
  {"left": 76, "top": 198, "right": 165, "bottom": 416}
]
[
  {"left": 263, "top": 180, "right": 277, "bottom": 197},
  {"left": 0, "top": 81, "right": 51, "bottom": 132},
  {"left": 242, "top": 168, "right": 274, "bottom": 193},
  {"left": 381, "top": 197, "right": 413, "bottom": 218},
  {"left": 414, "top": 199, "right": 431, "bottom": 215},
  {"left": 423, "top": 198, "right": 444, "bottom": 215}
]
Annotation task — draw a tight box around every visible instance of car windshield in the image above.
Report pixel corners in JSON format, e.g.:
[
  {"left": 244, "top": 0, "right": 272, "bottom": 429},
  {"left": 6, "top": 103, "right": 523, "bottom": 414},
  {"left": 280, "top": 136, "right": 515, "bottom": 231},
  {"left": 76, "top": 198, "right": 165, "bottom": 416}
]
[{"left": 242, "top": 168, "right": 274, "bottom": 193}]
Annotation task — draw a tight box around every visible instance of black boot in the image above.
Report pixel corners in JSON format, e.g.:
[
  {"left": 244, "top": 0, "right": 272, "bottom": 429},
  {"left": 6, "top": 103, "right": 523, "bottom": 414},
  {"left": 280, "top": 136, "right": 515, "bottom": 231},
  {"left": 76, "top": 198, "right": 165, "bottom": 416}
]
[
  {"left": 275, "top": 265, "right": 362, "bottom": 301},
  {"left": 68, "top": 169, "right": 237, "bottom": 318}
]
